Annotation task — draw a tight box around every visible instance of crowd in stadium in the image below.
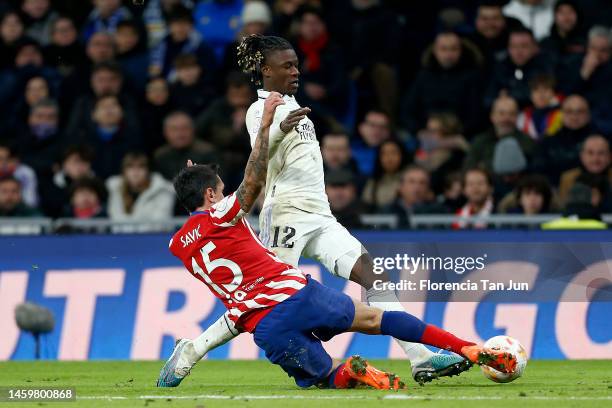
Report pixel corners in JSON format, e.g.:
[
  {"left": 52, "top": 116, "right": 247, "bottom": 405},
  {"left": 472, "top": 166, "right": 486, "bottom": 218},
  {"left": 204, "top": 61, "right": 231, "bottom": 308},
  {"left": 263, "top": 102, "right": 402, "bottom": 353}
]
[{"left": 0, "top": 0, "right": 611, "bottom": 229}]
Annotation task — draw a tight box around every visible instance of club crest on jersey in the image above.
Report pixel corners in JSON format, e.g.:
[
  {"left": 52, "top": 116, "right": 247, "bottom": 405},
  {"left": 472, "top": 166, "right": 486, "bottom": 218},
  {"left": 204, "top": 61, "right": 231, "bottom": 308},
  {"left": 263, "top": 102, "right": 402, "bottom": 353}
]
[
  {"left": 298, "top": 121, "right": 316, "bottom": 141},
  {"left": 181, "top": 225, "right": 202, "bottom": 247}
]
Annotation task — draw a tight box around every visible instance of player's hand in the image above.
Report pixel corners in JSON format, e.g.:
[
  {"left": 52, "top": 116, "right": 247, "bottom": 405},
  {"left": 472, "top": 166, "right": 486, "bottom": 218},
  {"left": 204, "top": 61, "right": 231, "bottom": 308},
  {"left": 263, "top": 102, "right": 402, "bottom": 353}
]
[
  {"left": 261, "top": 92, "right": 285, "bottom": 129},
  {"left": 187, "top": 160, "right": 195, "bottom": 167},
  {"left": 280, "top": 107, "right": 311, "bottom": 134}
]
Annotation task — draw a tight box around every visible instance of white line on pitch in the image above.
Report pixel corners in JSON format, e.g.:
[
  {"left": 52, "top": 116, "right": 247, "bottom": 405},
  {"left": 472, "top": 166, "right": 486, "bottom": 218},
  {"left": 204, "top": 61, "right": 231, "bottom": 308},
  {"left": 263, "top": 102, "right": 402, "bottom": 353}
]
[{"left": 78, "top": 395, "right": 612, "bottom": 401}]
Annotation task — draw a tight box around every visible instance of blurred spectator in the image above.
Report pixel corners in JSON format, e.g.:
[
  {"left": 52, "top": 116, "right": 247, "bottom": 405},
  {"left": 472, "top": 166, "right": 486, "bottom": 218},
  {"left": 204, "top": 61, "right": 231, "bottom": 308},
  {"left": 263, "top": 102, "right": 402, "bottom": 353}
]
[
  {"left": 221, "top": 0, "right": 272, "bottom": 76},
  {"left": 560, "top": 25, "right": 612, "bottom": 90},
  {"left": 143, "top": 0, "right": 195, "bottom": 48},
  {"left": 293, "top": 6, "right": 348, "bottom": 120},
  {"left": 558, "top": 134, "right": 612, "bottom": 205},
  {"left": 154, "top": 111, "right": 215, "bottom": 181},
  {"left": 437, "top": 171, "right": 464, "bottom": 213},
  {"left": 39, "top": 144, "right": 95, "bottom": 217},
  {"left": 0, "top": 39, "right": 61, "bottom": 116},
  {"left": 415, "top": 112, "right": 468, "bottom": 194},
  {"left": 20, "top": 0, "right": 59, "bottom": 45},
  {"left": 343, "top": 0, "right": 404, "bottom": 120},
  {"left": 351, "top": 109, "right": 392, "bottom": 176},
  {"left": 503, "top": 0, "right": 554, "bottom": 41},
  {"left": 272, "top": 0, "right": 308, "bottom": 38},
  {"left": 59, "top": 31, "right": 116, "bottom": 111},
  {"left": 500, "top": 173, "right": 553, "bottom": 214},
  {"left": 193, "top": 0, "right": 243, "bottom": 60},
  {"left": 82, "top": 0, "right": 133, "bottom": 42},
  {"left": 142, "top": 77, "right": 173, "bottom": 154},
  {"left": 195, "top": 72, "right": 254, "bottom": 189},
  {"left": 542, "top": 180, "right": 607, "bottom": 229},
  {"left": 324, "top": 168, "right": 365, "bottom": 228},
  {"left": 66, "top": 62, "right": 140, "bottom": 140},
  {"left": 517, "top": 74, "right": 563, "bottom": 140},
  {"left": 0, "top": 141, "right": 38, "bottom": 207},
  {"left": 0, "top": 11, "right": 26, "bottom": 69},
  {"left": 106, "top": 152, "right": 174, "bottom": 220},
  {"left": 465, "top": 96, "right": 535, "bottom": 172},
  {"left": 66, "top": 176, "right": 107, "bottom": 218},
  {"left": 75, "top": 95, "right": 142, "bottom": 179},
  {"left": 559, "top": 26, "right": 612, "bottom": 134},
  {"left": 362, "top": 139, "right": 410, "bottom": 212},
  {"left": 9, "top": 75, "right": 51, "bottom": 131},
  {"left": 491, "top": 137, "right": 529, "bottom": 201},
  {"left": 564, "top": 177, "right": 605, "bottom": 221},
  {"left": 469, "top": 1, "right": 520, "bottom": 73},
  {"left": 321, "top": 132, "right": 360, "bottom": 176},
  {"left": 540, "top": 0, "right": 586, "bottom": 57},
  {"left": 485, "top": 27, "right": 554, "bottom": 108},
  {"left": 401, "top": 31, "right": 483, "bottom": 135},
  {"left": 14, "top": 98, "right": 64, "bottom": 177},
  {"left": 150, "top": 5, "right": 216, "bottom": 81},
  {"left": 85, "top": 31, "right": 116, "bottom": 65},
  {"left": 532, "top": 94, "right": 594, "bottom": 183},
  {"left": 0, "top": 175, "right": 41, "bottom": 217},
  {"left": 453, "top": 168, "right": 494, "bottom": 229},
  {"left": 386, "top": 165, "right": 446, "bottom": 227},
  {"left": 43, "top": 16, "right": 86, "bottom": 77},
  {"left": 114, "top": 20, "right": 149, "bottom": 93},
  {"left": 169, "top": 54, "right": 215, "bottom": 116}
]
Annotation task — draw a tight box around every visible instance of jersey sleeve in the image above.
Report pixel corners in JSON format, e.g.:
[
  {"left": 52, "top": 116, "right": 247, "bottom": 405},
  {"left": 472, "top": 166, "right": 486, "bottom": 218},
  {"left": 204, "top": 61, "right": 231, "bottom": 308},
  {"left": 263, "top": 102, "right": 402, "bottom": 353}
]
[
  {"left": 210, "top": 193, "right": 245, "bottom": 227},
  {"left": 246, "top": 103, "right": 288, "bottom": 155}
]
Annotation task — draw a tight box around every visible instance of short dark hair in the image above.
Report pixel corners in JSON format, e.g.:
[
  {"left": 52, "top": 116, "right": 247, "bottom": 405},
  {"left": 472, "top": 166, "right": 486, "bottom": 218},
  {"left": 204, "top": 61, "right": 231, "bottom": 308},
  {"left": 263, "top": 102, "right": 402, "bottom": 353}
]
[
  {"left": 463, "top": 167, "right": 493, "bottom": 186},
  {"left": 226, "top": 71, "right": 251, "bottom": 88},
  {"left": 174, "top": 53, "right": 199, "bottom": 69},
  {"left": 92, "top": 61, "right": 123, "bottom": 77},
  {"left": 529, "top": 74, "right": 556, "bottom": 91},
  {"left": 70, "top": 177, "right": 107, "bottom": 202},
  {"left": 0, "top": 175, "right": 21, "bottom": 188},
  {"left": 173, "top": 164, "right": 220, "bottom": 213},
  {"left": 516, "top": 174, "right": 552, "bottom": 211},
  {"left": 61, "top": 145, "right": 95, "bottom": 164},
  {"left": 116, "top": 19, "right": 139, "bottom": 34},
  {"left": 509, "top": 26, "right": 535, "bottom": 42},
  {"left": 168, "top": 5, "right": 194, "bottom": 24}
]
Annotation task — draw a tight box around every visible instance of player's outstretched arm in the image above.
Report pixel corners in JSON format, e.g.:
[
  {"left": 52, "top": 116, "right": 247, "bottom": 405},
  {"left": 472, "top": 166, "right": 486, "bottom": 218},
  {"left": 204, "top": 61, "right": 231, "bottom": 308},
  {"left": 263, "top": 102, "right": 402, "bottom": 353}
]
[{"left": 236, "top": 92, "right": 288, "bottom": 213}]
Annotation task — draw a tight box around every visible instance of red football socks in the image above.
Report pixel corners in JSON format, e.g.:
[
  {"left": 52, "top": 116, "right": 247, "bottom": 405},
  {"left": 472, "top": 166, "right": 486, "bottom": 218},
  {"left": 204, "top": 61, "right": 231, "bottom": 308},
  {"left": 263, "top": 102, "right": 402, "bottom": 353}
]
[{"left": 420, "top": 324, "right": 475, "bottom": 355}]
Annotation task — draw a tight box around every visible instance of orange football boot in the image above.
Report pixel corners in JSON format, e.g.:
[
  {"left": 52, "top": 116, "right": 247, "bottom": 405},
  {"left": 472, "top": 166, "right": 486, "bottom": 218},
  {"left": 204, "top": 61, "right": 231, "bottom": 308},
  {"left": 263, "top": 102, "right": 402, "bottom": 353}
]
[
  {"left": 345, "top": 355, "right": 405, "bottom": 390},
  {"left": 461, "top": 345, "right": 517, "bottom": 373}
]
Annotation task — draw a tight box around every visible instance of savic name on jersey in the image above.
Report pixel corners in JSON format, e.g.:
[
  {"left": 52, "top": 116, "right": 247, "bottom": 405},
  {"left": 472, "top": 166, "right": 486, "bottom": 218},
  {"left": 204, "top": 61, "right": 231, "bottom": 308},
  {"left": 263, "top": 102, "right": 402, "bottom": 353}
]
[
  {"left": 245, "top": 89, "right": 332, "bottom": 216},
  {"left": 169, "top": 193, "right": 307, "bottom": 332}
]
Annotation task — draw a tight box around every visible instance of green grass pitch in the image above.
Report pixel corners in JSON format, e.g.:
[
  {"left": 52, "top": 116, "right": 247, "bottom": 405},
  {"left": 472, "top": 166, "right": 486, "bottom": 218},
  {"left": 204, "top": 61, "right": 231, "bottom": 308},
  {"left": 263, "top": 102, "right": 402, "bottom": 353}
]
[{"left": 0, "top": 360, "right": 610, "bottom": 407}]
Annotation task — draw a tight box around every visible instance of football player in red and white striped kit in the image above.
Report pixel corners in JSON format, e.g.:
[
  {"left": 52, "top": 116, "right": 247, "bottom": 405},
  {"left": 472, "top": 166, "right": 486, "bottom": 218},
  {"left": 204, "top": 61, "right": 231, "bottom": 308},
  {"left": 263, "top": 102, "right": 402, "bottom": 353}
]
[{"left": 157, "top": 92, "right": 516, "bottom": 389}]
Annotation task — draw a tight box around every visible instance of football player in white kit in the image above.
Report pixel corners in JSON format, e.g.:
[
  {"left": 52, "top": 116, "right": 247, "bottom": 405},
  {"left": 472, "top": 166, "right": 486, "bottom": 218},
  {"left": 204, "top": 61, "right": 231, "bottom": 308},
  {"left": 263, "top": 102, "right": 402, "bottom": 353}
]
[{"left": 159, "top": 35, "right": 470, "bottom": 386}]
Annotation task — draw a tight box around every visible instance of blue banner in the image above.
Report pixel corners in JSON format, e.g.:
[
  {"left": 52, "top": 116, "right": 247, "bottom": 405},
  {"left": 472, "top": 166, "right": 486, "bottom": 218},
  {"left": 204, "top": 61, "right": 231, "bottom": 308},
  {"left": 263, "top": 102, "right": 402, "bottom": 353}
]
[{"left": 0, "top": 231, "right": 610, "bottom": 361}]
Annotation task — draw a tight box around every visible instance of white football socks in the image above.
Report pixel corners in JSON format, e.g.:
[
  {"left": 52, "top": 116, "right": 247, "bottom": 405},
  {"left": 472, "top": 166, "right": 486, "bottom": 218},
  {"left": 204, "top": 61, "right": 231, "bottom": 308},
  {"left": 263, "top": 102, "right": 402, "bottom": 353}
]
[
  {"left": 192, "top": 313, "right": 239, "bottom": 358},
  {"left": 366, "top": 287, "right": 434, "bottom": 365}
]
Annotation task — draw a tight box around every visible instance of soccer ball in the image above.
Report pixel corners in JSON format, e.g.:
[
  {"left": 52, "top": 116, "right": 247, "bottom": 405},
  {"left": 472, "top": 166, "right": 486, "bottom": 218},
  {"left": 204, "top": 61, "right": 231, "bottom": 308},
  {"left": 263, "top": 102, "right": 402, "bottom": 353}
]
[{"left": 480, "top": 335, "right": 528, "bottom": 383}]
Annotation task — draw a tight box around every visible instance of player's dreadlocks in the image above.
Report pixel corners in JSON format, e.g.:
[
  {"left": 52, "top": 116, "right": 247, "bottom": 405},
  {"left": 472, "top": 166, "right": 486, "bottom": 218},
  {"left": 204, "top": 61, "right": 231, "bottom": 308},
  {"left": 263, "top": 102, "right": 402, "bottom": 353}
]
[{"left": 237, "top": 34, "right": 293, "bottom": 85}]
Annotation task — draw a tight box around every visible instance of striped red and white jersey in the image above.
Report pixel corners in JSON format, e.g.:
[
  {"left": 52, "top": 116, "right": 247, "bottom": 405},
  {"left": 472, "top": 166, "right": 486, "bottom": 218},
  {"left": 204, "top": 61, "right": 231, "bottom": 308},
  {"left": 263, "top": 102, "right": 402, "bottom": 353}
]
[{"left": 169, "top": 192, "right": 307, "bottom": 332}]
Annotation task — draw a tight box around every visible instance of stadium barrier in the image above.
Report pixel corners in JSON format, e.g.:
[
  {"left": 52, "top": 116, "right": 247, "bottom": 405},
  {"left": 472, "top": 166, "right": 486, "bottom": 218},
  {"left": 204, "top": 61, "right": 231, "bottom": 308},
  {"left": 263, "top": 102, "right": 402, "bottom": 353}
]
[
  {"left": 1, "top": 214, "right": 612, "bottom": 235},
  {"left": 1, "top": 231, "right": 610, "bottom": 361}
]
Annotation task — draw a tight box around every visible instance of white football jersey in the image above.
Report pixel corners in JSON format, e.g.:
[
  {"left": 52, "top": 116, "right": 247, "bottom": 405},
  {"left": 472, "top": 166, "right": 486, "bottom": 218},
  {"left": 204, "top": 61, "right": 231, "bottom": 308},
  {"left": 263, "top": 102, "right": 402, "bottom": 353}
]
[{"left": 245, "top": 89, "right": 331, "bottom": 216}]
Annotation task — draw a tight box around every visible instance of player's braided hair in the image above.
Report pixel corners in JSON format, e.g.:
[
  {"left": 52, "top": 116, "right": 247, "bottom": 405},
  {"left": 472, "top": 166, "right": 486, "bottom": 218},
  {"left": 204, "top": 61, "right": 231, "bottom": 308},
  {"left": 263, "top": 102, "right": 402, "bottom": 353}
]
[{"left": 237, "top": 34, "right": 293, "bottom": 85}]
